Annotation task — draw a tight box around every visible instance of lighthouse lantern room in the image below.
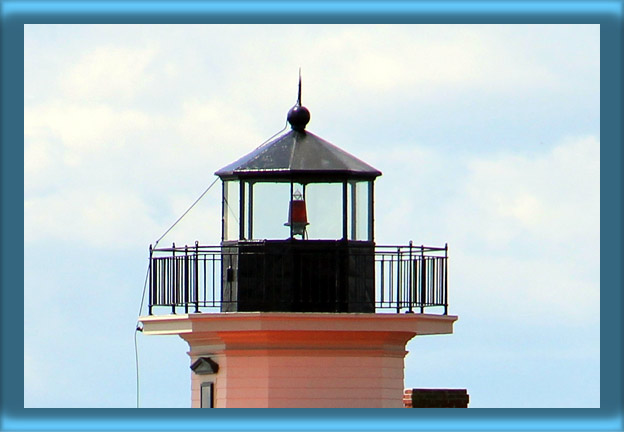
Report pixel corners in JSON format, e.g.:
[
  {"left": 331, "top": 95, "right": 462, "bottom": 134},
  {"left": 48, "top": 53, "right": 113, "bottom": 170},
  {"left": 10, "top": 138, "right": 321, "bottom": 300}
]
[
  {"left": 215, "top": 94, "right": 380, "bottom": 313},
  {"left": 139, "top": 80, "right": 457, "bottom": 408}
]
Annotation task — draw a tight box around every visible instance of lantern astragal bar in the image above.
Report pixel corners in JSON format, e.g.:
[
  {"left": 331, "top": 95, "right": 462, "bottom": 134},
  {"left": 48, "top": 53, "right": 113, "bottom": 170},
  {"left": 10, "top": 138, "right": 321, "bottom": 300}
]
[{"left": 139, "top": 79, "right": 458, "bottom": 408}]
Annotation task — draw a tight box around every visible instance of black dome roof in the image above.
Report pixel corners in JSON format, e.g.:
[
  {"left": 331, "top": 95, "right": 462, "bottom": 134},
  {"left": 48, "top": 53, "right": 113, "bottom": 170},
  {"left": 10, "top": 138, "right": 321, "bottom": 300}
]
[{"left": 215, "top": 128, "right": 381, "bottom": 181}]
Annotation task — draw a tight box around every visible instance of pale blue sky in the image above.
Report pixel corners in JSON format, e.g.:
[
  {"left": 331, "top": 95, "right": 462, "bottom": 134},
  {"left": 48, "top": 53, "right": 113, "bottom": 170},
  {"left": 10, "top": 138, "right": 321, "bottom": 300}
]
[{"left": 24, "top": 24, "right": 600, "bottom": 408}]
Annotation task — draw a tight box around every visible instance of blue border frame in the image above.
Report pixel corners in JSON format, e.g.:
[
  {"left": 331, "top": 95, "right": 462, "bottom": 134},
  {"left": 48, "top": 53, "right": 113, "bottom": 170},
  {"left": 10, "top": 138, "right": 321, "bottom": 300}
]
[{"left": 3, "top": 1, "right": 622, "bottom": 430}]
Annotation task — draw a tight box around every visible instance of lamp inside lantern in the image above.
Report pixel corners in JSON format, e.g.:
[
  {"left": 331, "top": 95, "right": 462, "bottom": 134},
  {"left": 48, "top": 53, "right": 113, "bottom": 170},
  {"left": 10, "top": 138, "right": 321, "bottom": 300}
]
[{"left": 285, "top": 189, "right": 309, "bottom": 238}]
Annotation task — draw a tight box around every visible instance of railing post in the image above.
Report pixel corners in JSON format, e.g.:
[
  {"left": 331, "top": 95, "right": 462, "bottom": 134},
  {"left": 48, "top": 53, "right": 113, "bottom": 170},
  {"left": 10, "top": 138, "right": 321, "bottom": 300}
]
[
  {"left": 420, "top": 245, "right": 425, "bottom": 313},
  {"left": 212, "top": 250, "right": 216, "bottom": 307},
  {"left": 444, "top": 243, "right": 449, "bottom": 315},
  {"left": 407, "top": 241, "right": 414, "bottom": 313},
  {"left": 379, "top": 251, "right": 385, "bottom": 306},
  {"left": 184, "top": 245, "right": 189, "bottom": 314},
  {"left": 148, "top": 244, "right": 153, "bottom": 315},
  {"left": 194, "top": 241, "right": 200, "bottom": 313},
  {"left": 396, "top": 247, "right": 401, "bottom": 313},
  {"left": 172, "top": 243, "right": 176, "bottom": 314}
]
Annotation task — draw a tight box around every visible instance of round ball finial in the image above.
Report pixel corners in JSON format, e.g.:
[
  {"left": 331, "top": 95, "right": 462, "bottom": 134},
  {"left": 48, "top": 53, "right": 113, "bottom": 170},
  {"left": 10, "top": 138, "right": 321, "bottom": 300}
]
[{"left": 287, "top": 105, "right": 310, "bottom": 131}]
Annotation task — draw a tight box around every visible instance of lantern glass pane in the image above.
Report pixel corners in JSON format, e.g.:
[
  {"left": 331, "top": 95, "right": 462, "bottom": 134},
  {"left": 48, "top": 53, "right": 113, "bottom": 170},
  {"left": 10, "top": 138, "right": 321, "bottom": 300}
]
[
  {"left": 223, "top": 180, "right": 239, "bottom": 241},
  {"left": 348, "top": 181, "right": 371, "bottom": 241},
  {"left": 305, "top": 183, "right": 343, "bottom": 239},
  {"left": 356, "top": 181, "right": 370, "bottom": 240},
  {"left": 251, "top": 181, "right": 290, "bottom": 240}
]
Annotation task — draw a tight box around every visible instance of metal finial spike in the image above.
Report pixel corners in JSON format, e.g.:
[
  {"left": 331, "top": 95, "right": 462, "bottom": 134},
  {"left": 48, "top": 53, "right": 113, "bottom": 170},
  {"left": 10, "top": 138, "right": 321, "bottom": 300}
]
[
  {"left": 297, "top": 68, "right": 302, "bottom": 106},
  {"left": 287, "top": 68, "right": 310, "bottom": 131}
]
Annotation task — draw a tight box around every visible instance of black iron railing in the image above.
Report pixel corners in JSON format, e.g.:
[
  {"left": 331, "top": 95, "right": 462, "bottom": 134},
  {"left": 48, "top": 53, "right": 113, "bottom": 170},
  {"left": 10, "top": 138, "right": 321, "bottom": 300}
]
[{"left": 147, "top": 242, "right": 448, "bottom": 315}]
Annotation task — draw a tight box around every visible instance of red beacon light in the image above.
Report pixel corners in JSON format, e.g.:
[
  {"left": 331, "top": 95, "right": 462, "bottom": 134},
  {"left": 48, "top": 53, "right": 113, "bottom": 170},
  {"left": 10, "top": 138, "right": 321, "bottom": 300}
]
[{"left": 285, "top": 189, "right": 309, "bottom": 237}]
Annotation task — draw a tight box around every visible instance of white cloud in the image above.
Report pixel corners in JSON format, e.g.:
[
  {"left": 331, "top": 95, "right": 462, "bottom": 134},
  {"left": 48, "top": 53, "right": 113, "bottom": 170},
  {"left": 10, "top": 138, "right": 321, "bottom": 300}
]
[
  {"left": 25, "top": 103, "right": 152, "bottom": 153},
  {"left": 61, "top": 44, "right": 158, "bottom": 103},
  {"left": 306, "top": 26, "right": 487, "bottom": 92},
  {"left": 446, "top": 135, "right": 600, "bottom": 321},
  {"left": 369, "top": 143, "right": 452, "bottom": 244},
  {"left": 25, "top": 189, "right": 161, "bottom": 249},
  {"left": 455, "top": 135, "right": 599, "bottom": 248},
  {"left": 24, "top": 139, "right": 61, "bottom": 189},
  {"left": 175, "top": 99, "right": 266, "bottom": 165},
  {"left": 23, "top": 98, "right": 259, "bottom": 251},
  {"left": 286, "top": 25, "right": 572, "bottom": 101}
]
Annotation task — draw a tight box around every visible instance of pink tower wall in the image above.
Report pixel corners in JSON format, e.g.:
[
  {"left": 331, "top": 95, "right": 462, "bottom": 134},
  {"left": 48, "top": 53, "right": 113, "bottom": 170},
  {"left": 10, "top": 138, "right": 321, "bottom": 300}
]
[{"left": 141, "top": 313, "right": 457, "bottom": 408}]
